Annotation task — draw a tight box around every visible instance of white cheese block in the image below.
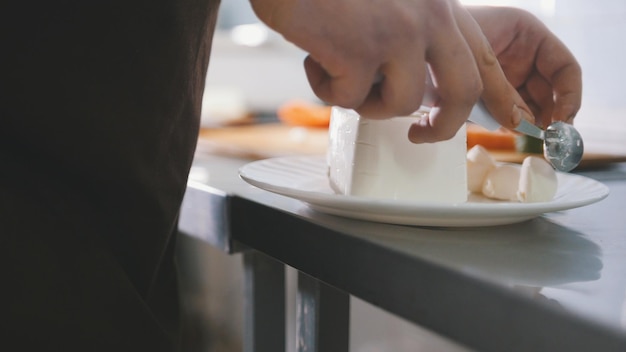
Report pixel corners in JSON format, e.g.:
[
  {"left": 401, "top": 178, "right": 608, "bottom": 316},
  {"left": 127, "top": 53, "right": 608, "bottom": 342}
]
[{"left": 327, "top": 107, "right": 467, "bottom": 203}]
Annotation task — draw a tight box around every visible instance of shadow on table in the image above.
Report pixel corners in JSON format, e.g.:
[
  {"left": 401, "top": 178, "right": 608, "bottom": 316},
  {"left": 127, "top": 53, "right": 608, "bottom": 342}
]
[{"left": 299, "top": 208, "right": 602, "bottom": 290}]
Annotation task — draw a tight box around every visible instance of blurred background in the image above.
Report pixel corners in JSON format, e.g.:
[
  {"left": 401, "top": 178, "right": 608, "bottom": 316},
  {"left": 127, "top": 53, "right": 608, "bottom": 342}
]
[{"left": 180, "top": 1, "right": 626, "bottom": 351}]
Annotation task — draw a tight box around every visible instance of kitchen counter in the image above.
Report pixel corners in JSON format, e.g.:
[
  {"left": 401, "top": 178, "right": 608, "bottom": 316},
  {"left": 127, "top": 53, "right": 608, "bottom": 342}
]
[{"left": 179, "top": 153, "right": 626, "bottom": 351}]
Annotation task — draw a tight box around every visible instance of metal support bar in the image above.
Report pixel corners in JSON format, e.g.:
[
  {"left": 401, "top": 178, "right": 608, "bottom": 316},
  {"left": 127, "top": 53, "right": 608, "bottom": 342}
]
[
  {"left": 243, "top": 251, "right": 286, "bottom": 352},
  {"left": 296, "top": 272, "right": 350, "bottom": 352}
]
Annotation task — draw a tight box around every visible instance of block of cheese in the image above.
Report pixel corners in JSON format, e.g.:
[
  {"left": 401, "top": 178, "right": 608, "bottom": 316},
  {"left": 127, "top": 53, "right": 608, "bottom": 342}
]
[{"left": 327, "top": 107, "right": 467, "bottom": 203}]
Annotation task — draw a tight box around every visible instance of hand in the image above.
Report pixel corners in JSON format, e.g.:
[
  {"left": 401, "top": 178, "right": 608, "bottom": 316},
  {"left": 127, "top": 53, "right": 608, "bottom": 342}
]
[
  {"left": 468, "top": 6, "right": 582, "bottom": 129},
  {"left": 250, "top": 0, "right": 578, "bottom": 142}
]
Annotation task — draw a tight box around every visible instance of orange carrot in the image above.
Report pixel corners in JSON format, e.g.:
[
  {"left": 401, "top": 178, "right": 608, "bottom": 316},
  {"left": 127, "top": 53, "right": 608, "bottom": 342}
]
[
  {"left": 277, "top": 100, "right": 332, "bottom": 128},
  {"left": 466, "top": 123, "right": 517, "bottom": 151}
]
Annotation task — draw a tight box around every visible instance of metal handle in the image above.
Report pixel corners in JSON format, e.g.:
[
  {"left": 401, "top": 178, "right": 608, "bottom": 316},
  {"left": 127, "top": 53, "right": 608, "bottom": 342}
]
[
  {"left": 514, "top": 119, "right": 545, "bottom": 140},
  {"left": 466, "top": 101, "right": 545, "bottom": 140},
  {"left": 466, "top": 101, "right": 502, "bottom": 131},
  {"left": 421, "top": 70, "right": 545, "bottom": 140}
]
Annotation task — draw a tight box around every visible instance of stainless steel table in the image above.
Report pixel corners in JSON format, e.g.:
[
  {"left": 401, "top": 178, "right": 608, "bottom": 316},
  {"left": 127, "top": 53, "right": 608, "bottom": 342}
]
[{"left": 179, "top": 153, "right": 626, "bottom": 352}]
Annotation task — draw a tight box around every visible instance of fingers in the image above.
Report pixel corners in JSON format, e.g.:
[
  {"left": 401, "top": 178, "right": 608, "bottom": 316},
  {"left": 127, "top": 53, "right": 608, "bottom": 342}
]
[
  {"left": 536, "top": 42, "right": 582, "bottom": 123},
  {"left": 553, "top": 65, "right": 582, "bottom": 124},
  {"left": 303, "top": 0, "right": 500, "bottom": 141},
  {"left": 408, "top": 4, "right": 483, "bottom": 143},
  {"left": 453, "top": 6, "right": 535, "bottom": 130},
  {"left": 289, "top": 0, "right": 580, "bottom": 144},
  {"left": 470, "top": 6, "right": 581, "bottom": 126},
  {"left": 303, "top": 55, "right": 375, "bottom": 110},
  {"left": 304, "top": 51, "right": 425, "bottom": 120},
  {"left": 354, "top": 52, "right": 426, "bottom": 119},
  {"left": 520, "top": 71, "right": 554, "bottom": 128}
]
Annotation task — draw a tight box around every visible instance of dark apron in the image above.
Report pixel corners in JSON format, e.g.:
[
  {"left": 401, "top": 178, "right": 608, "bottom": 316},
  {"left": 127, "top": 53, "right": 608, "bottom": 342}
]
[{"left": 0, "top": 0, "right": 220, "bottom": 350}]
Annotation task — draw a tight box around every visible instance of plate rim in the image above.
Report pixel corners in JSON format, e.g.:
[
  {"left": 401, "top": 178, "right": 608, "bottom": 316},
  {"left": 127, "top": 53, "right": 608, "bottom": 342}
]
[{"left": 239, "top": 155, "right": 610, "bottom": 226}]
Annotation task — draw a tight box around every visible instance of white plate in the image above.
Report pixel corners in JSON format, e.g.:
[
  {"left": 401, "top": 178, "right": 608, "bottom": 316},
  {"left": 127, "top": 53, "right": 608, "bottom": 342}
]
[{"left": 239, "top": 156, "right": 610, "bottom": 227}]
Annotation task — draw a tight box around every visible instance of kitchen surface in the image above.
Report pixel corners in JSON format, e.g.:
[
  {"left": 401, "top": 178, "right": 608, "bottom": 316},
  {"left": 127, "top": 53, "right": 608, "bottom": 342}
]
[{"left": 177, "top": 1, "right": 626, "bottom": 351}]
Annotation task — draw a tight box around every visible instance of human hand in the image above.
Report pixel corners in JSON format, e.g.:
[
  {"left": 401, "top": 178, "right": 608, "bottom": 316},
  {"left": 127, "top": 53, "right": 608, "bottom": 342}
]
[
  {"left": 250, "top": 0, "right": 577, "bottom": 142},
  {"left": 468, "top": 6, "right": 582, "bottom": 129}
]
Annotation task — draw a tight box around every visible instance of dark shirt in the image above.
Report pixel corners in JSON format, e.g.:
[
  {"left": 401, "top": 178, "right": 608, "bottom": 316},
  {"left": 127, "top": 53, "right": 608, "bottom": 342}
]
[{"left": 0, "top": 0, "right": 220, "bottom": 350}]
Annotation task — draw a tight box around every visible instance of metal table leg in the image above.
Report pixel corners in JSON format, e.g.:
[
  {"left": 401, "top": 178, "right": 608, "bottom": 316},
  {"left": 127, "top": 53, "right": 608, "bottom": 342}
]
[
  {"left": 243, "top": 251, "right": 286, "bottom": 352},
  {"left": 296, "top": 271, "right": 350, "bottom": 352}
]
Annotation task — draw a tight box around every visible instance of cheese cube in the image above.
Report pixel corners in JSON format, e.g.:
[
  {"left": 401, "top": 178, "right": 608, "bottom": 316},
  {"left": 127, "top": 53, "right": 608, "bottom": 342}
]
[{"left": 327, "top": 107, "right": 467, "bottom": 203}]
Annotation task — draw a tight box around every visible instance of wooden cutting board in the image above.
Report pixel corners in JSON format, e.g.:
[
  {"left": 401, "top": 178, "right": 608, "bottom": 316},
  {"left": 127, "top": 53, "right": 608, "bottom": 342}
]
[
  {"left": 197, "top": 124, "right": 328, "bottom": 159},
  {"left": 489, "top": 150, "right": 626, "bottom": 169},
  {"left": 197, "top": 123, "right": 626, "bottom": 168}
]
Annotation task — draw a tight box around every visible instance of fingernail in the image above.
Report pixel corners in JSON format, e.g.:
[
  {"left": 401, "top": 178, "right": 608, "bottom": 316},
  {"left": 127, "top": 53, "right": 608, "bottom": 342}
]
[
  {"left": 407, "top": 116, "right": 433, "bottom": 144},
  {"left": 513, "top": 105, "right": 532, "bottom": 126}
]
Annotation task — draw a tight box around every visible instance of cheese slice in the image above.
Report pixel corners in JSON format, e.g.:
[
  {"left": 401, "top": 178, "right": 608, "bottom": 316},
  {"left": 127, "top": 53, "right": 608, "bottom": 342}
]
[
  {"left": 327, "top": 107, "right": 467, "bottom": 203},
  {"left": 466, "top": 144, "right": 497, "bottom": 193},
  {"left": 517, "top": 156, "right": 558, "bottom": 202},
  {"left": 482, "top": 164, "right": 521, "bottom": 201}
]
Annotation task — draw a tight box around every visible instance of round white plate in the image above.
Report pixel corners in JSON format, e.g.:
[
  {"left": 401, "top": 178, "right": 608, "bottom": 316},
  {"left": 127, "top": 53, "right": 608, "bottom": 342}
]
[{"left": 239, "top": 156, "right": 609, "bottom": 227}]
